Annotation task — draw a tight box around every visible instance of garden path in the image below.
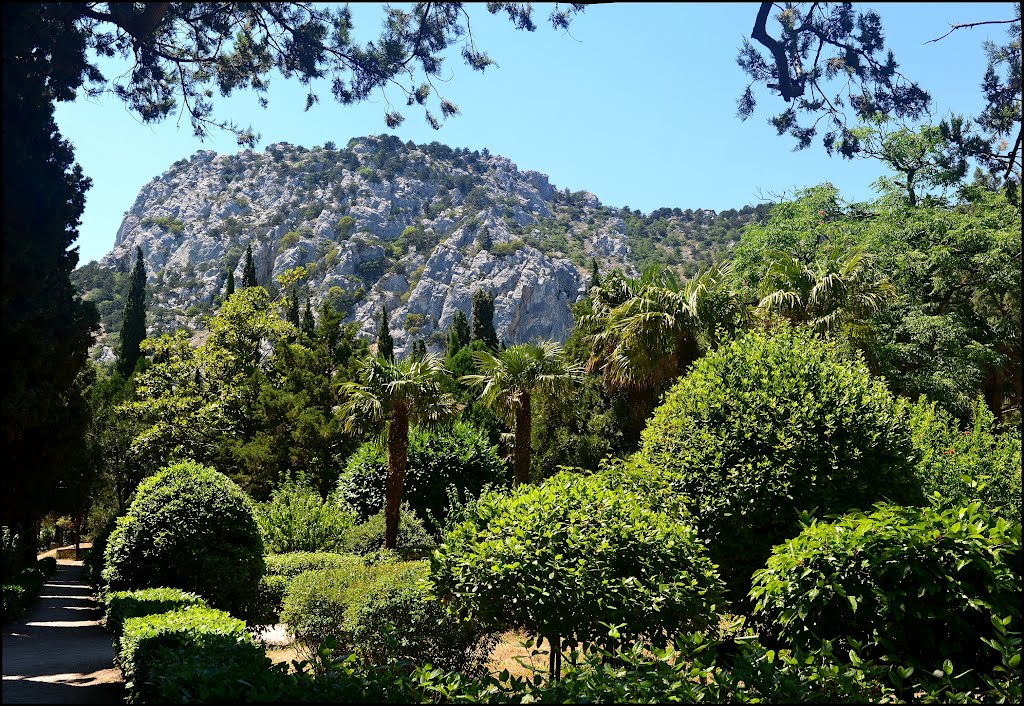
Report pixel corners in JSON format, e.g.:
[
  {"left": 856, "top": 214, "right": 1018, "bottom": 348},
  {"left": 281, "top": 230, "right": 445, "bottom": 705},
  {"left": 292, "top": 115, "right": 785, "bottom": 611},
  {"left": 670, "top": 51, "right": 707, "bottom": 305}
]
[{"left": 2, "top": 560, "right": 123, "bottom": 704}]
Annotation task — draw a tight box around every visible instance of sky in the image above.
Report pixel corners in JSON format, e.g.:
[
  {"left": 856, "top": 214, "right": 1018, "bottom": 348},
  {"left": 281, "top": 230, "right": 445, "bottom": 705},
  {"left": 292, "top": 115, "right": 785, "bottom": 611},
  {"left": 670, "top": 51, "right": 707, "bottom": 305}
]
[{"left": 54, "top": 2, "right": 1016, "bottom": 266}]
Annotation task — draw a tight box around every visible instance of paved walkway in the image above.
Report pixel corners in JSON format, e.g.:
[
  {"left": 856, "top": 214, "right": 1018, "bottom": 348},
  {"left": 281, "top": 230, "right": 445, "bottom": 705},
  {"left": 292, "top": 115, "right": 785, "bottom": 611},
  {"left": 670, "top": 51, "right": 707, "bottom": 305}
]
[{"left": 2, "top": 561, "right": 123, "bottom": 704}]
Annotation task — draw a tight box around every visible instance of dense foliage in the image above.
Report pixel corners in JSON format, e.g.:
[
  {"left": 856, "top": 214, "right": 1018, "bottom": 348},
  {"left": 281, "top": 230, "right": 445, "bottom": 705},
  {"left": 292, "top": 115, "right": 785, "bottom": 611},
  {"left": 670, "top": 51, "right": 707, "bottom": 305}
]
[
  {"left": 750, "top": 502, "right": 1022, "bottom": 681},
  {"left": 103, "top": 461, "right": 264, "bottom": 620},
  {"left": 256, "top": 481, "right": 356, "bottom": 554},
  {"left": 338, "top": 421, "right": 507, "bottom": 532},
  {"left": 104, "top": 587, "right": 207, "bottom": 638},
  {"left": 636, "top": 327, "right": 921, "bottom": 599},
  {"left": 431, "top": 471, "right": 725, "bottom": 677}
]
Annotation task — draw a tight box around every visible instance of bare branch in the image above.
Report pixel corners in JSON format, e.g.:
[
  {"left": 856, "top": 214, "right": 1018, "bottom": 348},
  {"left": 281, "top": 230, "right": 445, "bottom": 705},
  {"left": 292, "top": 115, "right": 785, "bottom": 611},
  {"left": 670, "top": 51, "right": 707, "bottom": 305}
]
[{"left": 925, "top": 18, "right": 1018, "bottom": 45}]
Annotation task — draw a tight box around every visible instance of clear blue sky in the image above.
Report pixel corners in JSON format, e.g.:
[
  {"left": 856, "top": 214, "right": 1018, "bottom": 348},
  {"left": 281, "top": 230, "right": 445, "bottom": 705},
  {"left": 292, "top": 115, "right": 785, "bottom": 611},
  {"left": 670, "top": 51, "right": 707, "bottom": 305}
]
[{"left": 54, "top": 2, "right": 1015, "bottom": 265}]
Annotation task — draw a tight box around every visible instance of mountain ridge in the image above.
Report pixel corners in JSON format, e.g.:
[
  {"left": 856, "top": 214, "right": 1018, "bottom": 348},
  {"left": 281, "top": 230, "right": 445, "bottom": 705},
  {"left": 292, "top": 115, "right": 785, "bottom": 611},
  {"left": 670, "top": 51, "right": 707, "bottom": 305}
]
[{"left": 73, "top": 134, "right": 771, "bottom": 363}]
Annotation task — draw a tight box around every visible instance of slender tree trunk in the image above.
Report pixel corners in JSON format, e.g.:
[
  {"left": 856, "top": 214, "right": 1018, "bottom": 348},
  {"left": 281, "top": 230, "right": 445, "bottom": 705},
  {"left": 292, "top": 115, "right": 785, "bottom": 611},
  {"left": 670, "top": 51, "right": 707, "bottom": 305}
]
[
  {"left": 384, "top": 407, "right": 409, "bottom": 549},
  {"left": 513, "top": 392, "right": 532, "bottom": 485}
]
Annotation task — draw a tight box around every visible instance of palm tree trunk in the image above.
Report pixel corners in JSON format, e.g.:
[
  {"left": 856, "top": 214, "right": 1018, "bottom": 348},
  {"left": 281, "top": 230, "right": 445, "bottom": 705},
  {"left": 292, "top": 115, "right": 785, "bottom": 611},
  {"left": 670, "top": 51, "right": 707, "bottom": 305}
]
[
  {"left": 513, "top": 392, "right": 532, "bottom": 485},
  {"left": 384, "top": 407, "right": 409, "bottom": 549}
]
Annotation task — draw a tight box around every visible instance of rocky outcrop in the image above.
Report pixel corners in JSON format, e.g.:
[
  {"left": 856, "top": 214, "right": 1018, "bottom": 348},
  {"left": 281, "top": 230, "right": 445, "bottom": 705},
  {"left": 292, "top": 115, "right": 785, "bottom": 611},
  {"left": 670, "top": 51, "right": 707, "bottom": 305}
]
[{"left": 79, "top": 135, "right": 755, "bottom": 359}]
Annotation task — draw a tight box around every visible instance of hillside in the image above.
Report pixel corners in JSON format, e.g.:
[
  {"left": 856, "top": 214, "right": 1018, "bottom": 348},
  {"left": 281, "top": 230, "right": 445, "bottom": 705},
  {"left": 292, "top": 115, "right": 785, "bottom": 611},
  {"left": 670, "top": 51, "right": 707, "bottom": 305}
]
[{"left": 72, "top": 134, "right": 770, "bottom": 362}]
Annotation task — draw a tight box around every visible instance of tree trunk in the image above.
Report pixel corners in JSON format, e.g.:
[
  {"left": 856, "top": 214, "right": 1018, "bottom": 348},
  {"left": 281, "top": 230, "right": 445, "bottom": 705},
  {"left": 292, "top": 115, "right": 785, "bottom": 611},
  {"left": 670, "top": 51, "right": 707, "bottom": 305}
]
[
  {"left": 513, "top": 392, "right": 532, "bottom": 486},
  {"left": 384, "top": 407, "right": 409, "bottom": 549}
]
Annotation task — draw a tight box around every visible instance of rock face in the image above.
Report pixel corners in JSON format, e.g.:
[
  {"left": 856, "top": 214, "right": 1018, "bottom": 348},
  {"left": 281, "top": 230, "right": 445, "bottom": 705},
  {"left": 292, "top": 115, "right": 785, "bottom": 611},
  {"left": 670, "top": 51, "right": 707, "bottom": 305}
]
[{"left": 78, "top": 135, "right": 758, "bottom": 358}]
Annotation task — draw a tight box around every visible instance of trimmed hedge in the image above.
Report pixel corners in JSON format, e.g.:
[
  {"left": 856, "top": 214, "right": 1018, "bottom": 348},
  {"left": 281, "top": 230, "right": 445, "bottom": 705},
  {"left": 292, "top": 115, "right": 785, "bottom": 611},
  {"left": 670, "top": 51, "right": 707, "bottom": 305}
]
[
  {"left": 103, "top": 460, "right": 265, "bottom": 620},
  {"left": 104, "top": 587, "right": 207, "bottom": 638},
  {"left": 750, "top": 501, "right": 1022, "bottom": 676},
  {"left": 118, "top": 605, "right": 263, "bottom": 704},
  {"left": 635, "top": 328, "right": 921, "bottom": 600}
]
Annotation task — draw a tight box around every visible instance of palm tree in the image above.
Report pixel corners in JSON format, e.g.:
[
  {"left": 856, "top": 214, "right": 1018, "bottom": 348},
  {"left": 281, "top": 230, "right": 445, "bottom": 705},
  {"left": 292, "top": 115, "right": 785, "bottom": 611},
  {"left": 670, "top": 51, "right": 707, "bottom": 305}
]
[
  {"left": 462, "top": 342, "right": 583, "bottom": 486},
  {"left": 337, "top": 352, "right": 458, "bottom": 548},
  {"left": 580, "top": 263, "right": 746, "bottom": 430},
  {"left": 757, "top": 244, "right": 895, "bottom": 340}
]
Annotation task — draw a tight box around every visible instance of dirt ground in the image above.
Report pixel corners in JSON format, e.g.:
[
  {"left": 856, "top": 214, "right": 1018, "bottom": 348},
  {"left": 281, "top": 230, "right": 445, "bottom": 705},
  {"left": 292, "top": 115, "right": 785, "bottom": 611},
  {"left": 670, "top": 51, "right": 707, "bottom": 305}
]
[{"left": 2, "top": 560, "right": 124, "bottom": 705}]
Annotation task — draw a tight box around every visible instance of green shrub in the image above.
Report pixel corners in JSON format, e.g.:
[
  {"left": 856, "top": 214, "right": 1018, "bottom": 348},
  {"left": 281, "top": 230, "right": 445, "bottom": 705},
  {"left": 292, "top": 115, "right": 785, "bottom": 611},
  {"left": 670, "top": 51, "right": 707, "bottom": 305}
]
[
  {"left": 430, "top": 472, "right": 725, "bottom": 676},
  {"left": 344, "top": 560, "right": 497, "bottom": 675},
  {"left": 280, "top": 566, "right": 368, "bottom": 660},
  {"left": 750, "top": 502, "right": 1022, "bottom": 678},
  {"left": 636, "top": 328, "right": 921, "bottom": 600},
  {"left": 256, "top": 481, "right": 356, "bottom": 554},
  {"left": 337, "top": 422, "right": 508, "bottom": 532},
  {"left": 281, "top": 559, "right": 493, "bottom": 673},
  {"left": 118, "top": 605, "right": 263, "bottom": 704},
  {"left": 906, "top": 396, "right": 1022, "bottom": 523},
  {"left": 85, "top": 515, "right": 121, "bottom": 588},
  {"left": 37, "top": 556, "right": 57, "bottom": 575},
  {"left": 104, "top": 587, "right": 207, "bottom": 638},
  {"left": 255, "top": 552, "right": 364, "bottom": 624},
  {"left": 342, "top": 505, "right": 435, "bottom": 556},
  {"left": 2, "top": 583, "right": 28, "bottom": 623},
  {"left": 103, "top": 460, "right": 265, "bottom": 620}
]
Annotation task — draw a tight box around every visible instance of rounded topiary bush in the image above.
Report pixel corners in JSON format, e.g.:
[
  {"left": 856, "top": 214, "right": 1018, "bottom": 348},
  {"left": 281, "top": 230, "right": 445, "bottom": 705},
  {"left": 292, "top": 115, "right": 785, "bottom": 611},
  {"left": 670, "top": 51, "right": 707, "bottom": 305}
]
[
  {"left": 749, "top": 501, "right": 1022, "bottom": 676},
  {"left": 336, "top": 421, "right": 508, "bottom": 532},
  {"left": 430, "top": 471, "right": 725, "bottom": 672},
  {"left": 103, "top": 460, "right": 265, "bottom": 620},
  {"left": 635, "top": 328, "right": 920, "bottom": 599}
]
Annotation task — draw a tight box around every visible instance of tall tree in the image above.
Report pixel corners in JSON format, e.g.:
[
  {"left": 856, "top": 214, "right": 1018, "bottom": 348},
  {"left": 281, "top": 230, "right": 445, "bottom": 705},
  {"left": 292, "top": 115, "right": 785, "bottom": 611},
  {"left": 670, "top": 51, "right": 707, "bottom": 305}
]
[
  {"left": 117, "top": 247, "right": 148, "bottom": 378},
  {"left": 471, "top": 289, "right": 499, "bottom": 350},
  {"left": 338, "top": 353, "right": 458, "bottom": 548},
  {"left": 241, "top": 243, "right": 258, "bottom": 289},
  {"left": 462, "top": 342, "right": 583, "bottom": 486},
  {"left": 286, "top": 287, "right": 301, "bottom": 329},
  {"left": 2, "top": 3, "right": 99, "bottom": 568},
  {"left": 589, "top": 257, "right": 601, "bottom": 289},
  {"left": 377, "top": 305, "right": 394, "bottom": 362},
  {"left": 224, "top": 269, "right": 235, "bottom": 300},
  {"left": 580, "top": 264, "right": 746, "bottom": 446},
  {"left": 446, "top": 310, "right": 472, "bottom": 358},
  {"left": 301, "top": 298, "right": 316, "bottom": 339}
]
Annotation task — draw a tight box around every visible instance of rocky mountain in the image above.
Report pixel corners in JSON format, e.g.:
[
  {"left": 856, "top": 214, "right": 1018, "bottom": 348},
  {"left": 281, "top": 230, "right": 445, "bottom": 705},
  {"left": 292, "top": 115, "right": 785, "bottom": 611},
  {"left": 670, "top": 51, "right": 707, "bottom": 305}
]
[{"left": 73, "top": 134, "right": 770, "bottom": 362}]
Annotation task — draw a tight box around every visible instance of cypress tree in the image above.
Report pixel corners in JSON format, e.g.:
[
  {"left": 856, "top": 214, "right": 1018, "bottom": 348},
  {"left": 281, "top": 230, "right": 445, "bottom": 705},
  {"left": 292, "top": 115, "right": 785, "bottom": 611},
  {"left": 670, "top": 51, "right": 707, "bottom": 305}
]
[
  {"left": 301, "top": 298, "right": 316, "bottom": 338},
  {"left": 225, "top": 269, "right": 235, "bottom": 299},
  {"left": 117, "top": 246, "right": 147, "bottom": 377},
  {"left": 590, "top": 257, "right": 601, "bottom": 289},
  {"left": 471, "top": 289, "right": 499, "bottom": 350},
  {"left": 241, "top": 243, "right": 257, "bottom": 288},
  {"left": 446, "top": 310, "right": 471, "bottom": 358},
  {"left": 377, "top": 305, "right": 394, "bottom": 362},
  {"left": 286, "top": 287, "right": 300, "bottom": 328}
]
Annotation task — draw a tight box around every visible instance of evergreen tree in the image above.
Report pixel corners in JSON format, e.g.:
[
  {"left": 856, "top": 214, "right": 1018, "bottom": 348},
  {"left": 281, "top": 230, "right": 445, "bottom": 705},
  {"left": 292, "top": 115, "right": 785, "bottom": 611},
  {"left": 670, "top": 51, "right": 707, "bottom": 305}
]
[
  {"left": 286, "top": 287, "right": 300, "bottom": 328},
  {"left": 590, "top": 257, "right": 601, "bottom": 289},
  {"left": 225, "top": 269, "right": 235, "bottom": 300},
  {"left": 446, "top": 310, "right": 471, "bottom": 358},
  {"left": 471, "top": 289, "right": 499, "bottom": 350},
  {"left": 301, "top": 298, "right": 316, "bottom": 338},
  {"left": 377, "top": 305, "right": 394, "bottom": 362},
  {"left": 476, "top": 226, "right": 493, "bottom": 251},
  {"left": 241, "top": 243, "right": 257, "bottom": 288},
  {"left": 117, "top": 247, "right": 148, "bottom": 377}
]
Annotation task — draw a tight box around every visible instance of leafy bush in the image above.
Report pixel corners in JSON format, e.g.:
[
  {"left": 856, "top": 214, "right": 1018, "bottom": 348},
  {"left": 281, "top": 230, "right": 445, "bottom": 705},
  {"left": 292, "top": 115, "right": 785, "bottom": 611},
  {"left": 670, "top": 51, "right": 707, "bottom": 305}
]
[
  {"left": 281, "top": 559, "right": 493, "bottom": 673},
  {"left": 256, "top": 481, "right": 356, "bottom": 554},
  {"left": 344, "top": 560, "right": 497, "bottom": 675},
  {"left": 3, "top": 561, "right": 52, "bottom": 621},
  {"left": 342, "top": 505, "right": 435, "bottom": 556},
  {"left": 118, "top": 605, "right": 264, "bottom": 704},
  {"left": 430, "top": 472, "right": 725, "bottom": 676},
  {"left": 636, "top": 328, "right": 921, "bottom": 599},
  {"left": 103, "top": 460, "right": 265, "bottom": 620},
  {"left": 750, "top": 502, "right": 1022, "bottom": 678},
  {"left": 104, "top": 587, "right": 207, "bottom": 638},
  {"left": 906, "top": 396, "right": 1022, "bottom": 523},
  {"left": 338, "top": 422, "right": 508, "bottom": 532},
  {"left": 255, "top": 552, "right": 364, "bottom": 624},
  {"left": 85, "top": 515, "right": 121, "bottom": 588}
]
